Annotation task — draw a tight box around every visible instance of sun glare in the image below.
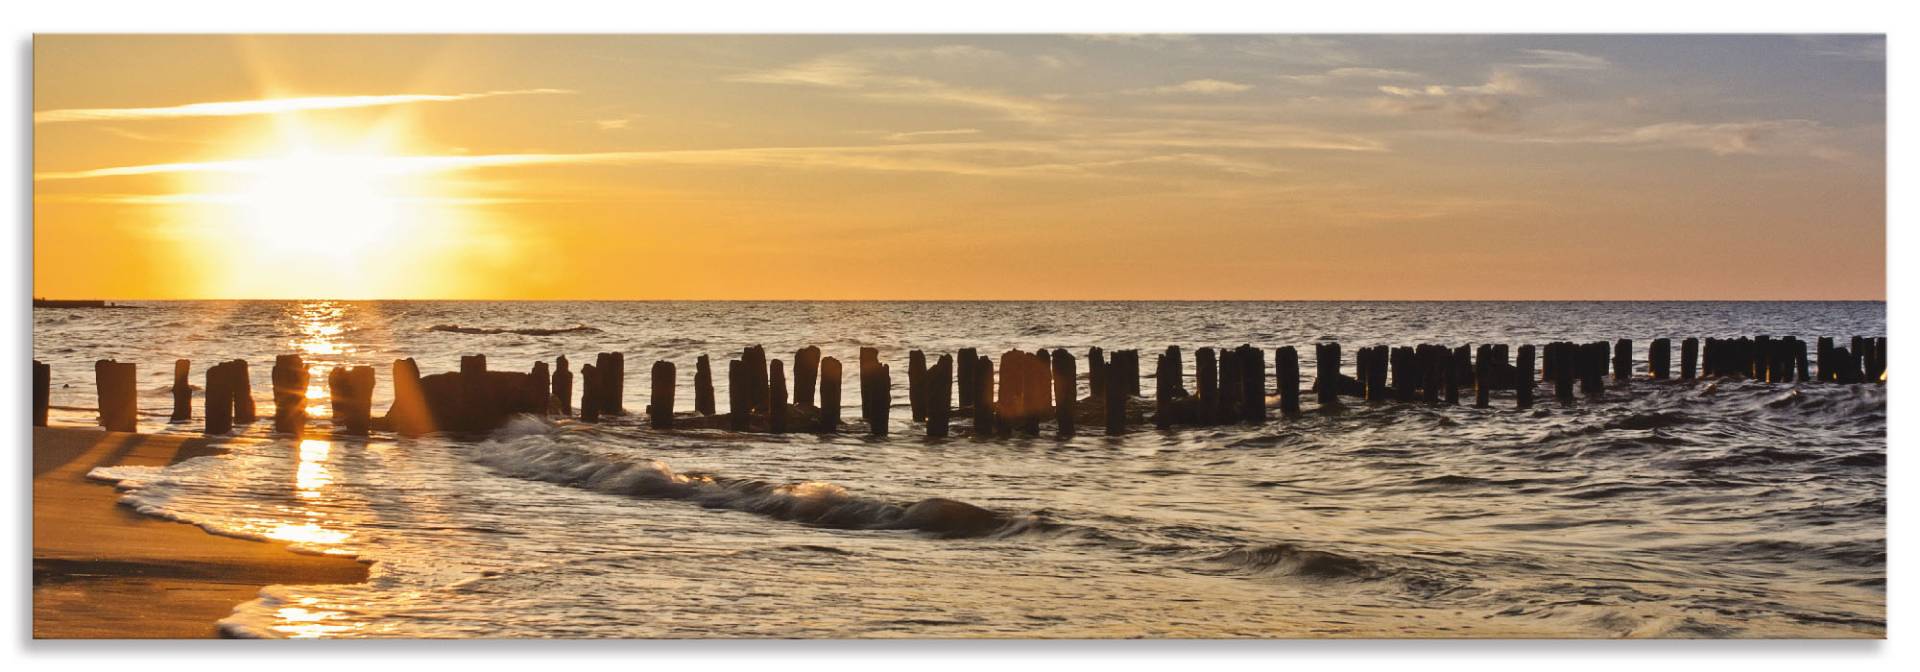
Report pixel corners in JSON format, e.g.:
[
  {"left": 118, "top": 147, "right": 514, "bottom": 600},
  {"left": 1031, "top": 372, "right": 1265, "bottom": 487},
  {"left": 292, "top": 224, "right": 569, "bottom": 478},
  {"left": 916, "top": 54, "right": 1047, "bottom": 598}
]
[{"left": 234, "top": 151, "right": 404, "bottom": 262}]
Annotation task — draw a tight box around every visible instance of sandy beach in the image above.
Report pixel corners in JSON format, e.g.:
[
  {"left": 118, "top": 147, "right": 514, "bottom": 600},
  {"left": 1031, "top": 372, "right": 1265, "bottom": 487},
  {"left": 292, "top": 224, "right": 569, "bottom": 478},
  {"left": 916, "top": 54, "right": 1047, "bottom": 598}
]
[{"left": 32, "top": 426, "right": 370, "bottom": 639}]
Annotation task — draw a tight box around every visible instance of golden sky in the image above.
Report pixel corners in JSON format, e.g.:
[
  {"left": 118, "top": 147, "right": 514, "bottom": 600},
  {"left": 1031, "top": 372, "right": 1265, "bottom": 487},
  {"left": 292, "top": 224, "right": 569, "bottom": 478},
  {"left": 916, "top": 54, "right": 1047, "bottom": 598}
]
[{"left": 33, "top": 35, "right": 1886, "bottom": 300}]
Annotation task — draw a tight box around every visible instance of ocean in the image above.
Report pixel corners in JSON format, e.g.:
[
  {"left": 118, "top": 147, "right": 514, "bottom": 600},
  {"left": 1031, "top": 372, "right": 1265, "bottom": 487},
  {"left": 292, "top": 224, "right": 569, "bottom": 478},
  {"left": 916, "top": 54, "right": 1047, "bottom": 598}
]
[{"left": 32, "top": 300, "right": 1887, "bottom": 638}]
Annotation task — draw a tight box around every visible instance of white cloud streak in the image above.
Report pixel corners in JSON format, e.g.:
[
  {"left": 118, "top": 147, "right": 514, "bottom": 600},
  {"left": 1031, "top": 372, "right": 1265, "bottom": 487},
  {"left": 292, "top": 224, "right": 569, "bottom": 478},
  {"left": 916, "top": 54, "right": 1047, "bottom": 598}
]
[{"left": 35, "top": 89, "right": 574, "bottom": 124}]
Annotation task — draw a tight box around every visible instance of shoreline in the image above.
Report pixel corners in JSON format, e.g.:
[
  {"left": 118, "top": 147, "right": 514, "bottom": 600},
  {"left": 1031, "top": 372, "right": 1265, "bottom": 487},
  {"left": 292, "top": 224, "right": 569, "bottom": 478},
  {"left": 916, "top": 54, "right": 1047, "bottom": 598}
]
[{"left": 32, "top": 426, "right": 370, "bottom": 639}]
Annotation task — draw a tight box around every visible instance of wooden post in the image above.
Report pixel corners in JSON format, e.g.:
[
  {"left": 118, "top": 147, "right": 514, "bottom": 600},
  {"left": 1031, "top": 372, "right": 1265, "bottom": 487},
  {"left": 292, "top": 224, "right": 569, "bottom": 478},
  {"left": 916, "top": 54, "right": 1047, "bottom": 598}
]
[
  {"left": 1551, "top": 343, "right": 1574, "bottom": 403},
  {"left": 1276, "top": 346, "right": 1300, "bottom": 417},
  {"left": 205, "top": 361, "right": 232, "bottom": 435},
  {"left": 997, "top": 350, "right": 1027, "bottom": 436},
  {"left": 957, "top": 347, "right": 978, "bottom": 410},
  {"left": 1649, "top": 338, "right": 1671, "bottom": 380},
  {"left": 767, "top": 359, "right": 786, "bottom": 433},
  {"left": 1816, "top": 337, "right": 1834, "bottom": 382},
  {"left": 694, "top": 355, "right": 715, "bottom": 416},
  {"left": 169, "top": 359, "right": 192, "bottom": 421},
  {"left": 552, "top": 356, "right": 573, "bottom": 416},
  {"left": 272, "top": 354, "right": 309, "bottom": 435},
  {"left": 742, "top": 346, "right": 767, "bottom": 415},
  {"left": 859, "top": 347, "right": 888, "bottom": 436},
  {"left": 1104, "top": 353, "right": 1126, "bottom": 436},
  {"left": 1516, "top": 345, "right": 1536, "bottom": 409},
  {"left": 725, "top": 361, "right": 745, "bottom": 430},
  {"left": 330, "top": 366, "right": 373, "bottom": 435},
  {"left": 972, "top": 355, "right": 995, "bottom": 437},
  {"left": 1052, "top": 349, "right": 1076, "bottom": 437},
  {"left": 1154, "top": 351, "right": 1177, "bottom": 429},
  {"left": 928, "top": 355, "right": 953, "bottom": 438},
  {"left": 231, "top": 359, "right": 256, "bottom": 422},
  {"left": 818, "top": 356, "right": 842, "bottom": 433},
  {"left": 581, "top": 363, "right": 602, "bottom": 423},
  {"left": 1240, "top": 345, "right": 1265, "bottom": 423},
  {"left": 1088, "top": 347, "right": 1107, "bottom": 400},
  {"left": 651, "top": 360, "right": 676, "bottom": 430},
  {"left": 388, "top": 358, "right": 429, "bottom": 435},
  {"left": 907, "top": 349, "right": 928, "bottom": 422},
  {"left": 458, "top": 354, "right": 487, "bottom": 431},
  {"left": 596, "top": 352, "right": 626, "bottom": 415},
  {"left": 33, "top": 360, "right": 51, "bottom": 427},
  {"left": 1613, "top": 339, "right": 1632, "bottom": 382},
  {"left": 528, "top": 361, "right": 551, "bottom": 417},
  {"left": 1195, "top": 347, "right": 1219, "bottom": 424},
  {"left": 1474, "top": 345, "right": 1491, "bottom": 408},
  {"left": 794, "top": 346, "right": 820, "bottom": 407},
  {"left": 1680, "top": 338, "right": 1698, "bottom": 381},
  {"left": 1315, "top": 342, "right": 1340, "bottom": 408}
]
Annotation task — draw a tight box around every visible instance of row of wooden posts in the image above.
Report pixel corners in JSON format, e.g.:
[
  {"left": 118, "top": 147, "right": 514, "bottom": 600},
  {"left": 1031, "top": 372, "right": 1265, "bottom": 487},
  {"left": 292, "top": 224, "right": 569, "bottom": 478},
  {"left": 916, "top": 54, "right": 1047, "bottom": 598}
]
[{"left": 31, "top": 334, "right": 1886, "bottom": 438}]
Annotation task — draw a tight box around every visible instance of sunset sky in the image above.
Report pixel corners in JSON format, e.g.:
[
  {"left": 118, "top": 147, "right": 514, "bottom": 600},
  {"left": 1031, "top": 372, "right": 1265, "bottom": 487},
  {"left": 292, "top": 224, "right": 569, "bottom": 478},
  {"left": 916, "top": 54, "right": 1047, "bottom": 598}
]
[{"left": 33, "top": 34, "right": 1885, "bottom": 300}]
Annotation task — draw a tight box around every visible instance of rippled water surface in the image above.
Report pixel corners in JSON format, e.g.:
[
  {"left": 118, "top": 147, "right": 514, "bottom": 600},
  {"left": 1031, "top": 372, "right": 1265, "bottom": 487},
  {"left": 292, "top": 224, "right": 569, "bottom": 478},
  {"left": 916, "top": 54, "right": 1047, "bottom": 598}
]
[{"left": 35, "top": 301, "right": 1886, "bottom": 638}]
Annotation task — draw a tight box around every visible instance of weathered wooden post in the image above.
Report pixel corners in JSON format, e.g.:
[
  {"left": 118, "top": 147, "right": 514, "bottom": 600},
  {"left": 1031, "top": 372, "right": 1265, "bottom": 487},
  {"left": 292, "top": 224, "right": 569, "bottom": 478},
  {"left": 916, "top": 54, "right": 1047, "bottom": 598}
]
[
  {"left": 1649, "top": 338, "right": 1671, "bottom": 380},
  {"left": 907, "top": 349, "right": 928, "bottom": 422},
  {"left": 1680, "top": 338, "right": 1698, "bottom": 381},
  {"left": 957, "top": 347, "right": 978, "bottom": 410},
  {"left": 204, "top": 361, "right": 232, "bottom": 435},
  {"left": 928, "top": 355, "right": 954, "bottom": 438},
  {"left": 1516, "top": 345, "right": 1536, "bottom": 409},
  {"left": 1473, "top": 346, "right": 1491, "bottom": 408},
  {"left": 1087, "top": 346, "right": 1107, "bottom": 400},
  {"left": 1613, "top": 339, "right": 1632, "bottom": 382},
  {"left": 551, "top": 356, "right": 573, "bottom": 416},
  {"left": 1276, "top": 346, "right": 1300, "bottom": 417},
  {"left": 767, "top": 359, "right": 786, "bottom": 433},
  {"left": 33, "top": 360, "right": 51, "bottom": 427},
  {"left": 387, "top": 358, "right": 429, "bottom": 435},
  {"left": 596, "top": 352, "right": 626, "bottom": 415},
  {"left": 694, "top": 355, "right": 715, "bottom": 415},
  {"left": 794, "top": 346, "right": 820, "bottom": 408},
  {"left": 1550, "top": 343, "right": 1575, "bottom": 403},
  {"left": 1104, "top": 354, "right": 1126, "bottom": 436},
  {"left": 650, "top": 360, "right": 676, "bottom": 430},
  {"left": 581, "top": 363, "right": 602, "bottom": 423},
  {"left": 458, "top": 354, "right": 487, "bottom": 431},
  {"left": 1195, "top": 347, "right": 1219, "bottom": 423},
  {"left": 231, "top": 360, "right": 257, "bottom": 422},
  {"left": 724, "top": 361, "right": 745, "bottom": 430},
  {"left": 742, "top": 346, "right": 768, "bottom": 415},
  {"left": 271, "top": 355, "right": 309, "bottom": 435},
  {"left": 1154, "top": 351, "right": 1177, "bottom": 429},
  {"left": 1816, "top": 337, "right": 1834, "bottom": 382},
  {"left": 1240, "top": 345, "right": 1265, "bottom": 423},
  {"left": 1791, "top": 337, "right": 1811, "bottom": 382},
  {"left": 169, "top": 359, "right": 192, "bottom": 421},
  {"left": 528, "top": 361, "right": 551, "bottom": 417},
  {"left": 330, "top": 366, "right": 374, "bottom": 435},
  {"left": 972, "top": 355, "right": 995, "bottom": 437},
  {"left": 997, "top": 350, "right": 1028, "bottom": 436},
  {"left": 1052, "top": 349, "right": 1076, "bottom": 437},
  {"left": 1315, "top": 343, "right": 1340, "bottom": 408},
  {"left": 859, "top": 347, "right": 888, "bottom": 436},
  {"left": 818, "top": 356, "right": 842, "bottom": 433}
]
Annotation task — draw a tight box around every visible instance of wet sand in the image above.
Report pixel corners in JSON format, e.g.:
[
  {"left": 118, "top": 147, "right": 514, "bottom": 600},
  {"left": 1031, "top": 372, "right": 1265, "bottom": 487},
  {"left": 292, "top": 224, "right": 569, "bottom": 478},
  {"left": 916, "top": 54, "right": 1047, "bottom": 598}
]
[{"left": 32, "top": 426, "right": 369, "bottom": 639}]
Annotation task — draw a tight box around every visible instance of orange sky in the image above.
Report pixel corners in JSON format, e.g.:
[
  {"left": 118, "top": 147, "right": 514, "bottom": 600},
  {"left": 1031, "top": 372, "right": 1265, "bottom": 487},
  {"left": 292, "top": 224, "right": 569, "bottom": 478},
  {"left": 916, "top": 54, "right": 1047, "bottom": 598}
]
[{"left": 33, "top": 35, "right": 1886, "bottom": 300}]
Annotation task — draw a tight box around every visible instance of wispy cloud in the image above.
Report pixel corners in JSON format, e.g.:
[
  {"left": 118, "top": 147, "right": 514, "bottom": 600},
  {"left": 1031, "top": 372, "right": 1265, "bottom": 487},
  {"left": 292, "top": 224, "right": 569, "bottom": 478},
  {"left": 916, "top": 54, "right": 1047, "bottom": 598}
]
[
  {"left": 1525, "top": 119, "right": 1851, "bottom": 160},
  {"left": 1372, "top": 71, "right": 1539, "bottom": 132},
  {"left": 1125, "top": 79, "right": 1253, "bottom": 96},
  {"left": 728, "top": 46, "right": 1058, "bottom": 124},
  {"left": 883, "top": 128, "right": 982, "bottom": 142},
  {"left": 1512, "top": 49, "right": 1610, "bottom": 71},
  {"left": 34, "top": 89, "right": 573, "bottom": 124},
  {"left": 1279, "top": 67, "right": 1421, "bottom": 86},
  {"left": 1796, "top": 35, "right": 1885, "bottom": 62}
]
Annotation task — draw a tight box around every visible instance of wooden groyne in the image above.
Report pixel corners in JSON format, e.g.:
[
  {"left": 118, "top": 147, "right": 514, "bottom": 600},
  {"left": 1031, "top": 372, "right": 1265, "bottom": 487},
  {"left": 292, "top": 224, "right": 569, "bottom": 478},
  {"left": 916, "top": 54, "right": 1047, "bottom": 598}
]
[{"left": 40, "top": 332, "right": 1886, "bottom": 438}]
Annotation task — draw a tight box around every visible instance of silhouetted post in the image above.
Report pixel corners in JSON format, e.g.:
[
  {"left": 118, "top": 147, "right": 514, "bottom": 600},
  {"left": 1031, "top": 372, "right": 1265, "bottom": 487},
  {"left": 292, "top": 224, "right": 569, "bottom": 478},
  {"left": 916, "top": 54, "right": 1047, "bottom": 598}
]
[
  {"left": 33, "top": 360, "right": 51, "bottom": 427},
  {"left": 972, "top": 356, "right": 995, "bottom": 437},
  {"left": 859, "top": 347, "right": 888, "bottom": 436},
  {"left": 694, "top": 355, "right": 715, "bottom": 416},
  {"left": 997, "top": 351, "right": 1027, "bottom": 436},
  {"left": 1104, "top": 354, "right": 1126, "bottom": 436},
  {"left": 651, "top": 360, "right": 676, "bottom": 430},
  {"left": 1516, "top": 345, "right": 1536, "bottom": 409},
  {"left": 204, "top": 362, "right": 232, "bottom": 435},
  {"left": 724, "top": 361, "right": 745, "bottom": 430},
  {"left": 957, "top": 347, "right": 978, "bottom": 409},
  {"left": 166, "top": 359, "right": 192, "bottom": 421},
  {"left": 1088, "top": 347, "right": 1107, "bottom": 400},
  {"left": 1551, "top": 343, "right": 1575, "bottom": 403},
  {"left": 767, "top": 360, "right": 786, "bottom": 433},
  {"left": 1240, "top": 345, "right": 1266, "bottom": 423},
  {"left": 1831, "top": 346, "right": 1859, "bottom": 384},
  {"left": 1474, "top": 346, "right": 1492, "bottom": 408},
  {"left": 272, "top": 355, "right": 309, "bottom": 435},
  {"left": 794, "top": 346, "right": 820, "bottom": 407},
  {"left": 1315, "top": 343, "right": 1340, "bottom": 408},
  {"left": 1816, "top": 337, "right": 1834, "bottom": 382},
  {"left": 550, "top": 356, "right": 573, "bottom": 416},
  {"left": 1109, "top": 350, "right": 1138, "bottom": 400},
  {"left": 1052, "top": 349, "right": 1076, "bottom": 437},
  {"left": 1390, "top": 346, "right": 1415, "bottom": 402},
  {"left": 1680, "top": 338, "right": 1698, "bottom": 381},
  {"left": 742, "top": 346, "right": 767, "bottom": 415},
  {"left": 1276, "top": 346, "right": 1300, "bottom": 417},
  {"left": 818, "top": 357, "right": 842, "bottom": 433},
  {"left": 581, "top": 363, "right": 602, "bottom": 423},
  {"left": 928, "top": 355, "right": 954, "bottom": 438},
  {"left": 1792, "top": 338, "right": 1811, "bottom": 382},
  {"left": 1154, "top": 351, "right": 1177, "bottom": 429},
  {"left": 528, "top": 361, "right": 551, "bottom": 417},
  {"left": 1194, "top": 347, "right": 1219, "bottom": 423},
  {"left": 1613, "top": 339, "right": 1632, "bottom": 382},
  {"left": 908, "top": 350, "right": 928, "bottom": 422},
  {"left": 387, "top": 358, "right": 429, "bottom": 435},
  {"left": 1442, "top": 347, "right": 1461, "bottom": 405},
  {"left": 330, "top": 366, "right": 374, "bottom": 435},
  {"left": 596, "top": 352, "right": 626, "bottom": 415},
  {"left": 1649, "top": 338, "right": 1670, "bottom": 380},
  {"left": 232, "top": 360, "right": 256, "bottom": 422}
]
